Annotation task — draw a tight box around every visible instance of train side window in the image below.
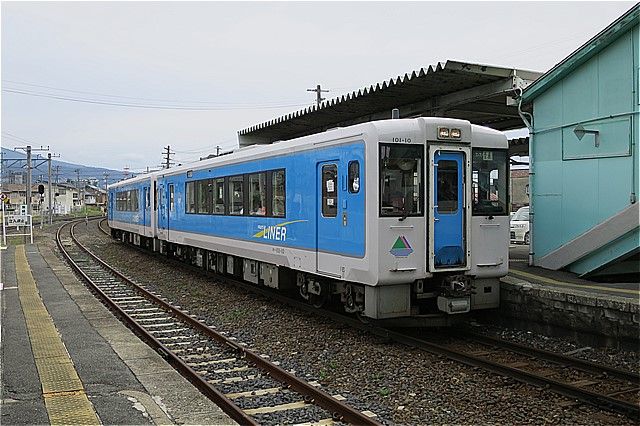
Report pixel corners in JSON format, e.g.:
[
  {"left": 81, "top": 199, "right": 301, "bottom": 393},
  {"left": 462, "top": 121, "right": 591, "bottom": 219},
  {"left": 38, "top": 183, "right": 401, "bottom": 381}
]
[
  {"left": 229, "top": 175, "right": 244, "bottom": 215},
  {"left": 248, "top": 173, "right": 266, "bottom": 216},
  {"left": 186, "top": 181, "right": 196, "bottom": 213},
  {"left": 169, "top": 184, "right": 175, "bottom": 212},
  {"left": 271, "top": 169, "right": 285, "bottom": 217},
  {"left": 133, "top": 189, "right": 139, "bottom": 211},
  {"left": 196, "top": 179, "right": 211, "bottom": 214},
  {"left": 213, "top": 178, "right": 225, "bottom": 214},
  {"left": 348, "top": 161, "right": 360, "bottom": 193},
  {"left": 437, "top": 160, "right": 458, "bottom": 213},
  {"left": 321, "top": 164, "right": 338, "bottom": 217}
]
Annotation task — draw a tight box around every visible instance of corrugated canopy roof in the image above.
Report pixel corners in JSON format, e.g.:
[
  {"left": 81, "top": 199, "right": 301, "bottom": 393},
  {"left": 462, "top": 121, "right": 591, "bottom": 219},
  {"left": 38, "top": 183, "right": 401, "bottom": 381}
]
[{"left": 238, "top": 60, "right": 542, "bottom": 147}]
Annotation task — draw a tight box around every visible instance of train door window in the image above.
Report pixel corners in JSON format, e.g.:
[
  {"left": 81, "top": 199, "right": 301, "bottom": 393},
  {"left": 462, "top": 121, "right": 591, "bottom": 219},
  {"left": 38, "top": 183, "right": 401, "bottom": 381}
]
[
  {"left": 379, "top": 144, "right": 424, "bottom": 217},
  {"left": 186, "top": 181, "right": 196, "bottom": 213},
  {"left": 154, "top": 182, "right": 157, "bottom": 211},
  {"left": 322, "top": 164, "right": 338, "bottom": 217},
  {"left": 248, "top": 173, "right": 266, "bottom": 216},
  {"left": 169, "top": 184, "right": 175, "bottom": 211},
  {"left": 437, "top": 160, "right": 458, "bottom": 213},
  {"left": 348, "top": 161, "right": 360, "bottom": 193},
  {"left": 145, "top": 187, "right": 150, "bottom": 208},
  {"left": 271, "top": 169, "right": 285, "bottom": 217},
  {"left": 229, "top": 175, "right": 244, "bottom": 215},
  {"left": 213, "top": 178, "right": 225, "bottom": 214}
]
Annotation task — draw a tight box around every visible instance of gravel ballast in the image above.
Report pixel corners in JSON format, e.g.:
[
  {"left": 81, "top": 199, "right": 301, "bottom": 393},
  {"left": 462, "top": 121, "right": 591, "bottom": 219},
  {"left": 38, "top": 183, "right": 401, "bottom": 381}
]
[{"left": 47, "top": 221, "right": 639, "bottom": 425}]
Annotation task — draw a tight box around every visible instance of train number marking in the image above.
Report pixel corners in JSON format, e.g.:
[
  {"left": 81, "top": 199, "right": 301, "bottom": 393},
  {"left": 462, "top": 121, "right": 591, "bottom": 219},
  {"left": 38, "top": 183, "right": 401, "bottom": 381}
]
[{"left": 392, "top": 137, "right": 412, "bottom": 143}]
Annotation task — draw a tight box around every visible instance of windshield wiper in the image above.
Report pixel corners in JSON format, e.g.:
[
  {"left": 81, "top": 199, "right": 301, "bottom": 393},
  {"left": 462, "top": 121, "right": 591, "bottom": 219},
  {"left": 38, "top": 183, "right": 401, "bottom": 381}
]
[{"left": 399, "top": 200, "right": 409, "bottom": 221}]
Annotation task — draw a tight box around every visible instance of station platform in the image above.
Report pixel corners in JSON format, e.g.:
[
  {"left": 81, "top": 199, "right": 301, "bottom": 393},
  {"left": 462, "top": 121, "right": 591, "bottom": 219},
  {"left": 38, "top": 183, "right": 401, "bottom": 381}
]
[
  {"left": 501, "top": 245, "right": 639, "bottom": 344},
  {"left": 1, "top": 243, "right": 235, "bottom": 425}
]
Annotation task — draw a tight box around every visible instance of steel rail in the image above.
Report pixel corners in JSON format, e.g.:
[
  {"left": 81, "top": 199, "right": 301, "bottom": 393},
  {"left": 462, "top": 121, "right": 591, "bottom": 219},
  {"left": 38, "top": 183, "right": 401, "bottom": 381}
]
[
  {"left": 454, "top": 330, "right": 640, "bottom": 385},
  {"left": 56, "top": 220, "right": 259, "bottom": 426},
  {"left": 67, "top": 219, "right": 381, "bottom": 426},
  {"left": 95, "top": 219, "right": 639, "bottom": 419}
]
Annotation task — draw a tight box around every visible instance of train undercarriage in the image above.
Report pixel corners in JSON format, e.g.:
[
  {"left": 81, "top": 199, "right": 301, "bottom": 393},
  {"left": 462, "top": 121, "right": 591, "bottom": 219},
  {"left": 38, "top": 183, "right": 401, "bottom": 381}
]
[{"left": 112, "top": 228, "right": 494, "bottom": 326}]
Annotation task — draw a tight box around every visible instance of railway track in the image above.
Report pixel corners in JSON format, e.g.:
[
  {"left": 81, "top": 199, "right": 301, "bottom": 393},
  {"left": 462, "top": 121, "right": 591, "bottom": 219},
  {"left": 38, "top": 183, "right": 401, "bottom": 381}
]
[
  {"left": 93, "top": 218, "right": 639, "bottom": 420},
  {"left": 59, "top": 218, "right": 381, "bottom": 426}
]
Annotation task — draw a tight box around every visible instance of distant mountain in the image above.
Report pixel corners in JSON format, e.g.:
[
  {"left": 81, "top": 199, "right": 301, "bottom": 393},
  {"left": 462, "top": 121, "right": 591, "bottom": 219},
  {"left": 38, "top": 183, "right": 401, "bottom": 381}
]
[{"left": 1, "top": 147, "right": 130, "bottom": 186}]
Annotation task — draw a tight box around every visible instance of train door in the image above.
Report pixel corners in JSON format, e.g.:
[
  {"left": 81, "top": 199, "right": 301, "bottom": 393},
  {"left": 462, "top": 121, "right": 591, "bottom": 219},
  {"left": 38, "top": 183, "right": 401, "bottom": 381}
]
[
  {"left": 316, "top": 161, "right": 342, "bottom": 277},
  {"left": 142, "top": 186, "right": 148, "bottom": 229},
  {"left": 108, "top": 192, "right": 114, "bottom": 221},
  {"left": 157, "top": 182, "right": 168, "bottom": 240},
  {"left": 429, "top": 148, "right": 469, "bottom": 270},
  {"left": 168, "top": 183, "right": 175, "bottom": 232}
]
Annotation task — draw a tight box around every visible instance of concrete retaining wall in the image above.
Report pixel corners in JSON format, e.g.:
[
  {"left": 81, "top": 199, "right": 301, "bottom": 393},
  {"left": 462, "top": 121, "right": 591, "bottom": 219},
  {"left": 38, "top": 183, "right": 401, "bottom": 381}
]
[{"left": 498, "top": 276, "right": 639, "bottom": 345}]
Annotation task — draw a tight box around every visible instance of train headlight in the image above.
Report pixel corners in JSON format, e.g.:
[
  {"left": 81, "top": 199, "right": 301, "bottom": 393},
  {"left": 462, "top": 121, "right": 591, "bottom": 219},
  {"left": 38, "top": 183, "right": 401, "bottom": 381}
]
[{"left": 437, "top": 127, "right": 462, "bottom": 140}]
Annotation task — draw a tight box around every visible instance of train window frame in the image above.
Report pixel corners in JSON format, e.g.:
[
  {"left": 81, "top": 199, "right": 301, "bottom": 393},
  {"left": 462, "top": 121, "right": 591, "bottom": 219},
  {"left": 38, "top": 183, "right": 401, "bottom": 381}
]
[
  {"left": 379, "top": 143, "right": 424, "bottom": 217},
  {"left": 169, "top": 184, "right": 175, "bottom": 212},
  {"left": 348, "top": 161, "right": 360, "bottom": 194},
  {"left": 228, "top": 175, "right": 245, "bottom": 215},
  {"left": 436, "top": 159, "right": 459, "bottom": 214},
  {"left": 321, "top": 164, "right": 338, "bottom": 218},
  {"left": 270, "top": 169, "right": 286, "bottom": 218},
  {"left": 212, "top": 178, "right": 225, "bottom": 215},
  {"left": 186, "top": 181, "right": 196, "bottom": 214},
  {"left": 195, "top": 179, "right": 212, "bottom": 214},
  {"left": 248, "top": 172, "right": 267, "bottom": 216},
  {"left": 471, "top": 148, "right": 509, "bottom": 216}
]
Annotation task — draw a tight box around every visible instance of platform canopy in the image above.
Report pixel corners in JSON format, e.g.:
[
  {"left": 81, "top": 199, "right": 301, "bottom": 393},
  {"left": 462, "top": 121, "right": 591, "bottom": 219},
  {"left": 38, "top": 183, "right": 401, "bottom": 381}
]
[{"left": 238, "top": 60, "right": 542, "bottom": 147}]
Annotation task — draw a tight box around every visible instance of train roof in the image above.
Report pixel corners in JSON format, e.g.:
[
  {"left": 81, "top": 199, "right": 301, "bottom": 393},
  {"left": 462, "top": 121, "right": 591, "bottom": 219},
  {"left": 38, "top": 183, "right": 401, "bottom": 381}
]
[{"left": 110, "top": 117, "right": 506, "bottom": 189}]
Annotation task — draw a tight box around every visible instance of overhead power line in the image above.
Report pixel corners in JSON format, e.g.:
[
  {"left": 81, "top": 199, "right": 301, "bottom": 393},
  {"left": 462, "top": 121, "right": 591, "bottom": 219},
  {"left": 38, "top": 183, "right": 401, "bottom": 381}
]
[
  {"left": 3, "top": 88, "right": 315, "bottom": 111},
  {"left": 3, "top": 79, "right": 313, "bottom": 106}
]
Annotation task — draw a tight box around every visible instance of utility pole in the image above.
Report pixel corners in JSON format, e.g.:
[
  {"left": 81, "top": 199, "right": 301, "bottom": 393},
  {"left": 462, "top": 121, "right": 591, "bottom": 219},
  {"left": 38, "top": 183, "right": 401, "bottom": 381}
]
[
  {"left": 48, "top": 153, "right": 52, "bottom": 224},
  {"left": 26, "top": 146, "right": 32, "bottom": 215},
  {"left": 307, "top": 84, "right": 329, "bottom": 107},
  {"left": 46, "top": 153, "right": 59, "bottom": 224},
  {"left": 163, "top": 145, "right": 175, "bottom": 169},
  {"left": 216, "top": 145, "right": 221, "bottom": 156},
  {"left": 14, "top": 145, "right": 49, "bottom": 216},
  {"left": 74, "top": 169, "right": 81, "bottom": 215}
]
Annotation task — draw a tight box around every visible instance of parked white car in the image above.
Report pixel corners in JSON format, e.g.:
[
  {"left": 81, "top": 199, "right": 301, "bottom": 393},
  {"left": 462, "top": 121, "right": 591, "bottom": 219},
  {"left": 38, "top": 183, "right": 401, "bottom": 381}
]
[{"left": 510, "top": 206, "right": 530, "bottom": 244}]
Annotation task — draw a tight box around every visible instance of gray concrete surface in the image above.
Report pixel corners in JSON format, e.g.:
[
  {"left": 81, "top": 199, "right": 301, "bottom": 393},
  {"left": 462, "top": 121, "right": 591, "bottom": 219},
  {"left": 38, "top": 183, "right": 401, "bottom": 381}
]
[
  {"left": 1, "top": 242, "right": 236, "bottom": 426},
  {"left": 1, "top": 246, "right": 49, "bottom": 425}
]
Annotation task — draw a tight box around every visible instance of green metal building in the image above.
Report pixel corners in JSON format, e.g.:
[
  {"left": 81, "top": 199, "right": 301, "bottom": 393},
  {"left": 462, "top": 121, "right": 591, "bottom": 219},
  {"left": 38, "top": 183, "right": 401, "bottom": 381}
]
[{"left": 521, "top": 4, "right": 639, "bottom": 278}]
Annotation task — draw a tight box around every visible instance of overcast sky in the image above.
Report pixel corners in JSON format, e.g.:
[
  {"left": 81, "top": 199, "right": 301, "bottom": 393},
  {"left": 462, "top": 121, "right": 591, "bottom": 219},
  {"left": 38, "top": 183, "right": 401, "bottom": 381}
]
[{"left": 1, "top": 1, "right": 635, "bottom": 174}]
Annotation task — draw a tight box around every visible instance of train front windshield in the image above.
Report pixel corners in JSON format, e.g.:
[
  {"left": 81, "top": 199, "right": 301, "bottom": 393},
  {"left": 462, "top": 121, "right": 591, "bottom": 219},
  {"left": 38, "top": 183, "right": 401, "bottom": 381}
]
[
  {"left": 379, "top": 144, "right": 424, "bottom": 217},
  {"left": 471, "top": 149, "right": 508, "bottom": 215}
]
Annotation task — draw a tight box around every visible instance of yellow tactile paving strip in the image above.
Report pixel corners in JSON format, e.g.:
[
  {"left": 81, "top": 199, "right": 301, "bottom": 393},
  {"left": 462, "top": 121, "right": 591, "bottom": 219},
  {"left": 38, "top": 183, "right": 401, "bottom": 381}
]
[{"left": 15, "top": 245, "right": 100, "bottom": 425}]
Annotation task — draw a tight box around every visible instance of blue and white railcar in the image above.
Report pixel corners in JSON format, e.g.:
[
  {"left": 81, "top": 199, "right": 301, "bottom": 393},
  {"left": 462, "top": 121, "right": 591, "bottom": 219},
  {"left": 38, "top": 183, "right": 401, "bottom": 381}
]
[
  {"left": 108, "top": 117, "right": 509, "bottom": 321},
  {"left": 108, "top": 174, "right": 154, "bottom": 243}
]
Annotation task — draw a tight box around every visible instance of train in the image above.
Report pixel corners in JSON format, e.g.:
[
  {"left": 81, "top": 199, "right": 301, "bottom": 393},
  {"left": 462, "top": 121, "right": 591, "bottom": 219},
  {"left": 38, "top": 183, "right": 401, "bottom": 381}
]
[{"left": 108, "top": 117, "right": 510, "bottom": 322}]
